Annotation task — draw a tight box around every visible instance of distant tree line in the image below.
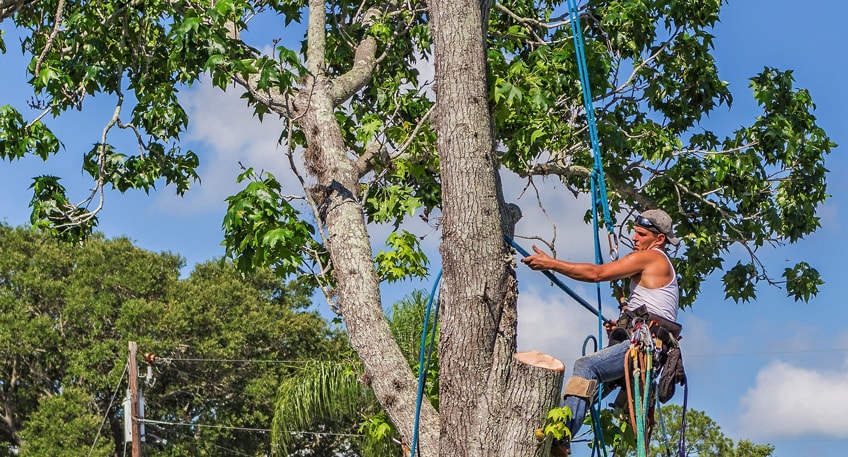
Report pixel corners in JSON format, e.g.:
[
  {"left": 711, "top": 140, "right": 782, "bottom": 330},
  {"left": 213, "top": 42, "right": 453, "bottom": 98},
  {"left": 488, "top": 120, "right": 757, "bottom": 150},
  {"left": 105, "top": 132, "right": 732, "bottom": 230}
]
[{"left": 0, "top": 223, "right": 353, "bottom": 456}]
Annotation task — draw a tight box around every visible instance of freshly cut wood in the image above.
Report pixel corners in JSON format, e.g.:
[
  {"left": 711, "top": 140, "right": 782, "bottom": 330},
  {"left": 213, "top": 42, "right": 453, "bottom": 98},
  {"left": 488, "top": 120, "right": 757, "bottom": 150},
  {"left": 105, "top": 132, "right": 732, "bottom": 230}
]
[
  {"left": 493, "top": 351, "right": 565, "bottom": 456},
  {"left": 514, "top": 351, "right": 565, "bottom": 371}
]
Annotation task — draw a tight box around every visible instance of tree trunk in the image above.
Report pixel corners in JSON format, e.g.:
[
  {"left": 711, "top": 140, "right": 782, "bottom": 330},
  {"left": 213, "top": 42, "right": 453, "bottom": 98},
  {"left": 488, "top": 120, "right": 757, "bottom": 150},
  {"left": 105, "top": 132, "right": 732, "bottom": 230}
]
[
  {"left": 506, "top": 352, "right": 566, "bottom": 456},
  {"left": 296, "top": 79, "right": 439, "bottom": 454},
  {"left": 428, "top": 0, "right": 563, "bottom": 455},
  {"left": 252, "top": 1, "right": 564, "bottom": 454},
  {"left": 282, "top": 1, "right": 441, "bottom": 454}
]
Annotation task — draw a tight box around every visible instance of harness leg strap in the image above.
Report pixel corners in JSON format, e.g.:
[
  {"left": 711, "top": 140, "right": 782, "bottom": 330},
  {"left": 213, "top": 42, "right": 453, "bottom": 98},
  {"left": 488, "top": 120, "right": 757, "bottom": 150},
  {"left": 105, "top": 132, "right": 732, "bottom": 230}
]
[{"left": 564, "top": 376, "right": 598, "bottom": 400}]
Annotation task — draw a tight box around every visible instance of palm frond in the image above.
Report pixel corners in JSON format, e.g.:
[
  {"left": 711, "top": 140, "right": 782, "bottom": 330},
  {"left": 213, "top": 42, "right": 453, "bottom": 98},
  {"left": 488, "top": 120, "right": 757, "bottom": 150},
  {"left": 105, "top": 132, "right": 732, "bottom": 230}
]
[
  {"left": 271, "top": 359, "right": 364, "bottom": 456},
  {"left": 271, "top": 291, "right": 440, "bottom": 456},
  {"left": 388, "top": 289, "right": 437, "bottom": 365}
]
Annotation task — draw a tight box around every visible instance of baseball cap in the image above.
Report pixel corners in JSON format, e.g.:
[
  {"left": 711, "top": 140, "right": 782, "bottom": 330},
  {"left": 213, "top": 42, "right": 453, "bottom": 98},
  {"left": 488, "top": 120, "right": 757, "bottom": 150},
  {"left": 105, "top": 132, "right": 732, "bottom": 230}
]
[{"left": 635, "top": 209, "right": 680, "bottom": 246}]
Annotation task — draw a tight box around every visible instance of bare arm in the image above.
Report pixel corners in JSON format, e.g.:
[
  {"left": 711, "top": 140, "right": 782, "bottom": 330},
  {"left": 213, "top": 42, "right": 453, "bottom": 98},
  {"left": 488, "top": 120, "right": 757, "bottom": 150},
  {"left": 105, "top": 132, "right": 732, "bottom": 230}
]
[{"left": 521, "top": 245, "right": 653, "bottom": 283}]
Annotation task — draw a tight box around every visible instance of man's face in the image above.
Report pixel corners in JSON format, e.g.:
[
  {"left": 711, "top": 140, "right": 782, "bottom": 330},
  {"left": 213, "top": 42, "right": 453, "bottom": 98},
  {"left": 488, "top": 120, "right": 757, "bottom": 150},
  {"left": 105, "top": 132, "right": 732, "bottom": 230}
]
[{"left": 632, "top": 226, "right": 662, "bottom": 250}]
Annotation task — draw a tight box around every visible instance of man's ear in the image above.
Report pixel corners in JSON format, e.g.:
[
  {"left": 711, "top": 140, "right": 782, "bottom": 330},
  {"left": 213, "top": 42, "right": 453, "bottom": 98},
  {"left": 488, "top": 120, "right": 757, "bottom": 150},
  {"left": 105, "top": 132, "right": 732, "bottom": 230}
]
[{"left": 657, "top": 233, "right": 667, "bottom": 245}]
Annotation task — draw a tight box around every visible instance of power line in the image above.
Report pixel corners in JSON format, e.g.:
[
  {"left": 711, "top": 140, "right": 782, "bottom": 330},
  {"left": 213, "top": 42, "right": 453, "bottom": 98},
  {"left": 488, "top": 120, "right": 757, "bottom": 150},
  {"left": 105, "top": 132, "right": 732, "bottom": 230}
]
[
  {"left": 164, "top": 357, "right": 313, "bottom": 364},
  {"left": 140, "top": 418, "right": 271, "bottom": 433},
  {"left": 140, "top": 418, "right": 365, "bottom": 438},
  {"left": 88, "top": 362, "right": 129, "bottom": 457},
  {"left": 768, "top": 438, "right": 848, "bottom": 443},
  {"left": 684, "top": 348, "right": 848, "bottom": 358}
]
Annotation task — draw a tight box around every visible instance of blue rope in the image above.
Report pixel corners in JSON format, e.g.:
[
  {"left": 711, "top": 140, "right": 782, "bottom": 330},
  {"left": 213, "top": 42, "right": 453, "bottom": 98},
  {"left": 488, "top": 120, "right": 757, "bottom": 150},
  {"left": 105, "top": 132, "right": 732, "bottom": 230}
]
[
  {"left": 409, "top": 269, "right": 442, "bottom": 457},
  {"left": 566, "top": 0, "right": 614, "bottom": 236},
  {"left": 566, "top": 0, "right": 613, "bottom": 357},
  {"left": 655, "top": 387, "right": 673, "bottom": 457},
  {"left": 589, "top": 403, "right": 605, "bottom": 457},
  {"left": 581, "top": 336, "right": 608, "bottom": 457},
  {"left": 582, "top": 335, "right": 598, "bottom": 355},
  {"left": 506, "top": 237, "right": 612, "bottom": 324},
  {"left": 567, "top": 2, "right": 619, "bottom": 456},
  {"left": 678, "top": 381, "right": 688, "bottom": 457}
]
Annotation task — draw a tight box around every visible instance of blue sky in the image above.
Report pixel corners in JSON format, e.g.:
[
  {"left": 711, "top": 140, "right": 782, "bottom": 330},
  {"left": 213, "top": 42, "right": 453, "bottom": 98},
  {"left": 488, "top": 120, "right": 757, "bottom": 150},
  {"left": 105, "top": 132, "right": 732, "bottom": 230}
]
[{"left": 2, "top": 1, "right": 847, "bottom": 456}]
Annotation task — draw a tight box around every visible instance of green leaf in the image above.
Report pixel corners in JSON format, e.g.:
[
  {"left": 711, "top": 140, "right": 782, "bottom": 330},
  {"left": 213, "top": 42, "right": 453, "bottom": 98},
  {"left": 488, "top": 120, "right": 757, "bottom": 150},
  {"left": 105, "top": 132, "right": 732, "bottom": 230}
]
[
  {"left": 722, "top": 262, "right": 757, "bottom": 303},
  {"left": 783, "top": 262, "right": 822, "bottom": 302},
  {"left": 375, "top": 230, "right": 429, "bottom": 282},
  {"left": 222, "top": 168, "right": 314, "bottom": 277}
]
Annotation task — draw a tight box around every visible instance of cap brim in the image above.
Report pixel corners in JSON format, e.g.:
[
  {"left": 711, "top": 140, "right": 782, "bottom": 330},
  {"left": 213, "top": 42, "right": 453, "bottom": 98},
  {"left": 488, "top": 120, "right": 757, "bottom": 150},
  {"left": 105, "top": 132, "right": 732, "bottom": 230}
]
[{"left": 667, "top": 236, "right": 680, "bottom": 246}]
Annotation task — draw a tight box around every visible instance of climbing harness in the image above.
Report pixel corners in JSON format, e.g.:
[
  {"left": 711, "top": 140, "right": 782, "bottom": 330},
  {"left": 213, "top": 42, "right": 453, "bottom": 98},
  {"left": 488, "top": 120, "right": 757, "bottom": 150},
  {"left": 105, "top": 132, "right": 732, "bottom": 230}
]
[{"left": 606, "top": 306, "right": 688, "bottom": 457}]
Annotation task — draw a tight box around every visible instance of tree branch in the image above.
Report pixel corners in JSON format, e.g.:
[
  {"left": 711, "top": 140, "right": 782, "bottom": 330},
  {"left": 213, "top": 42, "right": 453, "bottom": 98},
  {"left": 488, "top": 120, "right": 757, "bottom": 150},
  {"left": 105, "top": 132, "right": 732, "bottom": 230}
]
[
  {"left": 328, "top": 8, "right": 380, "bottom": 105},
  {"left": 306, "top": 0, "right": 326, "bottom": 78},
  {"left": 493, "top": 3, "right": 549, "bottom": 45},
  {"left": 33, "top": 0, "right": 66, "bottom": 79},
  {"left": 355, "top": 103, "right": 435, "bottom": 177},
  {"left": 0, "top": 0, "right": 35, "bottom": 20}
]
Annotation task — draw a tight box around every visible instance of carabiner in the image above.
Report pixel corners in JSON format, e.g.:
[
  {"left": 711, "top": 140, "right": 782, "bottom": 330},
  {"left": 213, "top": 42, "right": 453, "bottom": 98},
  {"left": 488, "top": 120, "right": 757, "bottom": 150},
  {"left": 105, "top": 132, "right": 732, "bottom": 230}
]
[{"left": 607, "top": 231, "right": 619, "bottom": 261}]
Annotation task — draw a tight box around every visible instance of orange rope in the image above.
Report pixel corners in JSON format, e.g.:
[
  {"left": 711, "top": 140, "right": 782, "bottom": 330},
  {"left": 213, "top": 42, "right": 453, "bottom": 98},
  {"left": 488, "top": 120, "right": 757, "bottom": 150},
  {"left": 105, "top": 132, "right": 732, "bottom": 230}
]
[{"left": 624, "top": 347, "right": 638, "bottom": 433}]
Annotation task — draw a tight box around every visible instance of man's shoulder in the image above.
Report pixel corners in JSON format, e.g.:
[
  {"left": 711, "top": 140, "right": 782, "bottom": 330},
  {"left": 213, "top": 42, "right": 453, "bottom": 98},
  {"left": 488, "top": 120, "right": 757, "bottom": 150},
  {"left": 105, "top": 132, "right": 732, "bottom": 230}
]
[{"left": 627, "top": 248, "right": 666, "bottom": 260}]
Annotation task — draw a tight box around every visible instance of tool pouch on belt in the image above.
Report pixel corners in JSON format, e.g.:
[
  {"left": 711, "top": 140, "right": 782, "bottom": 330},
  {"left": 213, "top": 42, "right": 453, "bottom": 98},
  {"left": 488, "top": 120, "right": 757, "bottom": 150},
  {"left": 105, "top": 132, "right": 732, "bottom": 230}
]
[
  {"left": 647, "top": 312, "right": 682, "bottom": 342},
  {"left": 658, "top": 346, "right": 686, "bottom": 403}
]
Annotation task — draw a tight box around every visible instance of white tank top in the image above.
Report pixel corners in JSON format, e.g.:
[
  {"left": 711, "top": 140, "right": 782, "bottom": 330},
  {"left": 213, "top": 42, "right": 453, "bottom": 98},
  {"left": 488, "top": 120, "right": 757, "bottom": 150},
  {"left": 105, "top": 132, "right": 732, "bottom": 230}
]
[{"left": 627, "top": 248, "right": 679, "bottom": 322}]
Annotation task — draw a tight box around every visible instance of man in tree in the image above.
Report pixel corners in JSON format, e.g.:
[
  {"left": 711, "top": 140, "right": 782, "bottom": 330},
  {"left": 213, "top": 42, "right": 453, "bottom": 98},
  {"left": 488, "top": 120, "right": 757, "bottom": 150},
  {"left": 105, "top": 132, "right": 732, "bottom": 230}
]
[
  {"left": 0, "top": 1, "right": 834, "bottom": 455},
  {"left": 522, "top": 209, "right": 681, "bottom": 454}
]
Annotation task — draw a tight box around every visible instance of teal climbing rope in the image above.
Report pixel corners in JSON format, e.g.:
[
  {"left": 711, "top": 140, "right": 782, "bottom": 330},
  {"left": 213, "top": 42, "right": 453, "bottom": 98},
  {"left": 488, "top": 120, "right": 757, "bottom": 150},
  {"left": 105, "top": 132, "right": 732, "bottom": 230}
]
[
  {"left": 566, "top": 1, "right": 620, "bottom": 455},
  {"left": 506, "top": 237, "right": 612, "bottom": 323},
  {"left": 409, "top": 270, "right": 442, "bottom": 457},
  {"left": 566, "top": 0, "right": 615, "bottom": 241},
  {"left": 656, "top": 388, "right": 674, "bottom": 457}
]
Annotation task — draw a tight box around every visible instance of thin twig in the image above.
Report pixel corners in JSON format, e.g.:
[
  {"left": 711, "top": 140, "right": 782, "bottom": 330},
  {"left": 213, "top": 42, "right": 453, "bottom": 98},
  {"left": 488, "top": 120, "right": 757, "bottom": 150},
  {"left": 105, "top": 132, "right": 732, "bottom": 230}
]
[{"left": 33, "top": 0, "right": 66, "bottom": 78}]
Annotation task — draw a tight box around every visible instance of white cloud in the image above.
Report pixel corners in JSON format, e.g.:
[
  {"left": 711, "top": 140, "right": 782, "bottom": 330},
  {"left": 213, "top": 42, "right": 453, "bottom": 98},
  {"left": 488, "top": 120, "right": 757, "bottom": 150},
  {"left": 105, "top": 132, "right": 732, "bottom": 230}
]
[
  {"left": 152, "top": 79, "right": 297, "bottom": 216},
  {"left": 502, "top": 169, "right": 603, "bottom": 263},
  {"left": 738, "top": 358, "right": 848, "bottom": 439},
  {"left": 516, "top": 284, "right": 607, "bottom": 369}
]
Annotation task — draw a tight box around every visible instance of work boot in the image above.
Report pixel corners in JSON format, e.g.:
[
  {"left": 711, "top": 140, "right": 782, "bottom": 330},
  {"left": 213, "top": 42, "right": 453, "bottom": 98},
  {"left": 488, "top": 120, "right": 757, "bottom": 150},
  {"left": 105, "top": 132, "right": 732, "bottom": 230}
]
[{"left": 550, "top": 438, "right": 571, "bottom": 456}]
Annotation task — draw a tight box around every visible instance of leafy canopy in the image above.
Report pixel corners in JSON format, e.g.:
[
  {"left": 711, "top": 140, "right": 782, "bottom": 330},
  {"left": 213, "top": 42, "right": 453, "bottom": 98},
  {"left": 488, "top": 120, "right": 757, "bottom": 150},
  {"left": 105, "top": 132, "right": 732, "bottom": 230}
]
[
  {"left": 488, "top": 0, "right": 831, "bottom": 305},
  {"left": 0, "top": 1, "right": 833, "bottom": 308}
]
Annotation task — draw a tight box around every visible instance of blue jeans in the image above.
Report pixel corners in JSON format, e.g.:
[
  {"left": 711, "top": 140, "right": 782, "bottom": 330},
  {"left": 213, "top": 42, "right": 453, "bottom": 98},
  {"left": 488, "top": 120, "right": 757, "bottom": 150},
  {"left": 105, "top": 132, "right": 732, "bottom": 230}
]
[{"left": 562, "top": 340, "right": 631, "bottom": 437}]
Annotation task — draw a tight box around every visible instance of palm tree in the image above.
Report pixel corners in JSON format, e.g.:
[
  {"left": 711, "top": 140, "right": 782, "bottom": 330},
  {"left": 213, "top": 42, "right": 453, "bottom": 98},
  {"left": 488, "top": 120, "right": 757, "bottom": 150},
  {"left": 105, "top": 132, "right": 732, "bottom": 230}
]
[{"left": 272, "top": 290, "right": 439, "bottom": 456}]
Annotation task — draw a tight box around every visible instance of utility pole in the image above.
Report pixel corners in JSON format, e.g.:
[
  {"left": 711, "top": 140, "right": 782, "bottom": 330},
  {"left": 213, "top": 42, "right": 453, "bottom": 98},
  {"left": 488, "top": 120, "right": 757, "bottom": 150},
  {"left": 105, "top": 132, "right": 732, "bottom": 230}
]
[{"left": 128, "top": 341, "right": 142, "bottom": 457}]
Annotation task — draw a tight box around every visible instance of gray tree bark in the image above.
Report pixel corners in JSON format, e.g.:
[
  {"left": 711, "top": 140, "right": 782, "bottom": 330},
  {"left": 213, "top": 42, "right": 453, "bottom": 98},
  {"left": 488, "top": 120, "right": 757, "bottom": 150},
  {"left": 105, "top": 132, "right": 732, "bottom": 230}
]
[
  {"left": 428, "top": 0, "right": 563, "bottom": 455},
  {"left": 239, "top": 0, "right": 565, "bottom": 454},
  {"left": 249, "top": 1, "right": 442, "bottom": 454}
]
